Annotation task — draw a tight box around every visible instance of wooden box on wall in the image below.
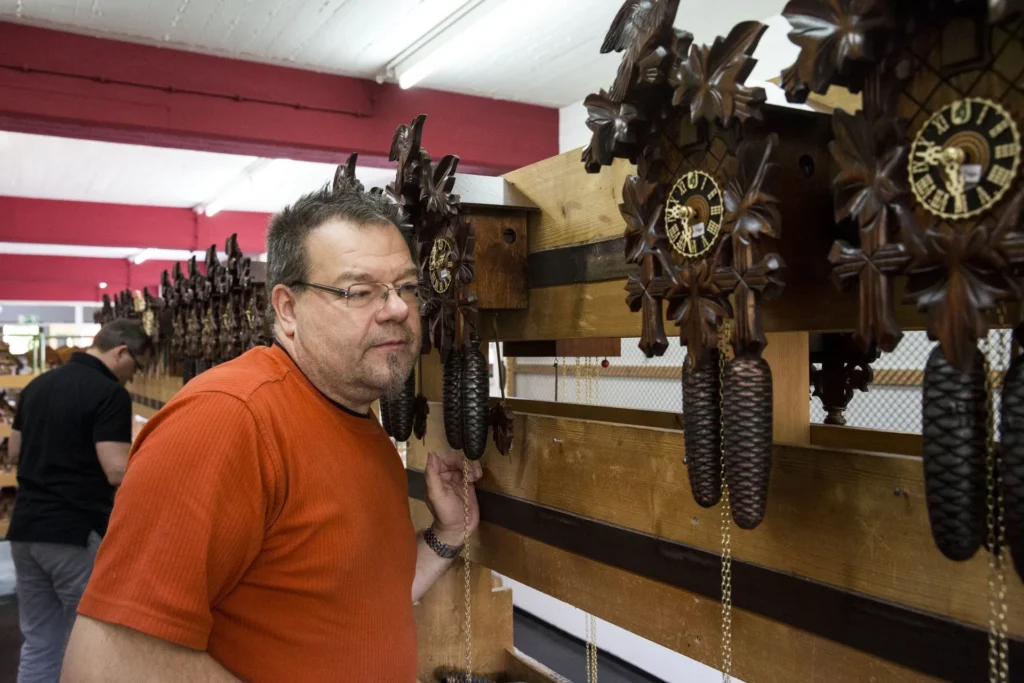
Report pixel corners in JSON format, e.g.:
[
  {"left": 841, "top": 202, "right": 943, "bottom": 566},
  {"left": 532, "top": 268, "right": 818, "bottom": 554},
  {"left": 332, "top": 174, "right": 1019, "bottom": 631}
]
[{"left": 457, "top": 174, "right": 536, "bottom": 310}]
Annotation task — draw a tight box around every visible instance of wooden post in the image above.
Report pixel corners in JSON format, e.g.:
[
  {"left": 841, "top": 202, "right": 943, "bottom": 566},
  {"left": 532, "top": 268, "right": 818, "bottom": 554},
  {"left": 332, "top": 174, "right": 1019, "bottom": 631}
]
[{"left": 763, "top": 332, "right": 810, "bottom": 445}]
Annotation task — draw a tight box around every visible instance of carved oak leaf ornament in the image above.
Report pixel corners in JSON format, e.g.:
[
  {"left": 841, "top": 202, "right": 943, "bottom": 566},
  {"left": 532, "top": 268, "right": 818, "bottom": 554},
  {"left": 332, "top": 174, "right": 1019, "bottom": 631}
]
[
  {"left": 780, "top": 0, "right": 891, "bottom": 102},
  {"left": 670, "top": 21, "right": 768, "bottom": 126},
  {"left": 582, "top": 91, "right": 640, "bottom": 172},
  {"left": 667, "top": 260, "right": 732, "bottom": 362},
  {"left": 421, "top": 154, "right": 461, "bottom": 218},
  {"left": 829, "top": 109, "right": 917, "bottom": 245},
  {"left": 724, "top": 134, "right": 782, "bottom": 244},
  {"left": 905, "top": 188, "right": 1024, "bottom": 374},
  {"left": 621, "top": 175, "right": 670, "bottom": 268}
]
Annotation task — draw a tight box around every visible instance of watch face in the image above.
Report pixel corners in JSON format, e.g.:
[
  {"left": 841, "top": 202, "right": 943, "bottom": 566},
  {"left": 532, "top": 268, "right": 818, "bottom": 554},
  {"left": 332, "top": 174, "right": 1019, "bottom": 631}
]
[
  {"left": 429, "top": 237, "right": 455, "bottom": 294},
  {"left": 909, "top": 97, "right": 1021, "bottom": 220},
  {"left": 665, "top": 170, "right": 725, "bottom": 258}
]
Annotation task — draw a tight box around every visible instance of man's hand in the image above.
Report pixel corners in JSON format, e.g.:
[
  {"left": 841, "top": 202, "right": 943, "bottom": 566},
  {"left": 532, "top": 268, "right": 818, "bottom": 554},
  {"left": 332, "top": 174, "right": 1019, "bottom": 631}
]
[{"left": 424, "top": 450, "right": 482, "bottom": 546}]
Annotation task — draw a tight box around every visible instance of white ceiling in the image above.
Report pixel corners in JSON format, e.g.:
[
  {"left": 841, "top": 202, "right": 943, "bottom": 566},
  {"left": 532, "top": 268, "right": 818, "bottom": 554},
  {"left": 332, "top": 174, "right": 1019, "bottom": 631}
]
[
  {"left": 0, "top": 130, "right": 397, "bottom": 212},
  {"left": 0, "top": 0, "right": 792, "bottom": 108}
]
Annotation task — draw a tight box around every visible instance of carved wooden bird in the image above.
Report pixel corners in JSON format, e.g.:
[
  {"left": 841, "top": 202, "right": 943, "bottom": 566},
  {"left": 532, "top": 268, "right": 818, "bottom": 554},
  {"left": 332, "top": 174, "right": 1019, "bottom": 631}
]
[
  {"left": 389, "top": 114, "right": 427, "bottom": 188},
  {"left": 601, "top": 0, "right": 679, "bottom": 101}
]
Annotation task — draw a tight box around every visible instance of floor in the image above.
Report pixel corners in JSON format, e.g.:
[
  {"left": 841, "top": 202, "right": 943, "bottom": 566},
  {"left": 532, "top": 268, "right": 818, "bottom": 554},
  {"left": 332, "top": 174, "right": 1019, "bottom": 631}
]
[{"left": 0, "top": 542, "right": 660, "bottom": 683}]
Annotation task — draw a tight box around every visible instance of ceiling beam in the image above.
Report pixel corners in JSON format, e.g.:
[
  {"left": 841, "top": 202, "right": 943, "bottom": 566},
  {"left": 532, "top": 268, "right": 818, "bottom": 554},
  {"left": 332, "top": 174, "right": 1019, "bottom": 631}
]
[
  {"left": 0, "top": 22, "right": 557, "bottom": 175},
  {"left": 0, "top": 196, "right": 271, "bottom": 253},
  {"left": 0, "top": 254, "right": 178, "bottom": 303}
]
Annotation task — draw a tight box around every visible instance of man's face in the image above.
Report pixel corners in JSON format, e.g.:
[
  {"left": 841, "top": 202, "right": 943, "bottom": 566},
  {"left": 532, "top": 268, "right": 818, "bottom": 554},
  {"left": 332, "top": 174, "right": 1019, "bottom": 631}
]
[
  {"left": 290, "top": 219, "right": 421, "bottom": 403},
  {"left": 111, "top": 346, "right": 142, "bottom": 385}
]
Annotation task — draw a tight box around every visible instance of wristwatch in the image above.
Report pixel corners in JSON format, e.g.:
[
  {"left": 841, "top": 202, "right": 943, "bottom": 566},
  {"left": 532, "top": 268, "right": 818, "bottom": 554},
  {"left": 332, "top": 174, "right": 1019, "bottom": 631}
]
[{"left": 423, "top": 524, "right": 464, "bottom": 559}]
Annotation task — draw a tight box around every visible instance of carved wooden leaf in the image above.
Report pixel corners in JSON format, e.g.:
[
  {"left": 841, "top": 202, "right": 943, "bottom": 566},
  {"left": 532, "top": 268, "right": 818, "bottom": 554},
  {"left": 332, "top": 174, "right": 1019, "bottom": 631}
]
[
  {"left": 666, "top": 260, "right": 731, "bottom": 362},
  {"left": 421, "top": 154, "right": 461, "bottom": 218},
  {"left": 670, "top": 21, "right": 768, "bottom": 125},
  {"left": 829, "top": 108, "right": 915, "bottom": 244},
  {"left": 724, "top": 134, "right": 781, "bottom": 244},
  {"left": 582, "top": 91, "right": 640, "bottom": 172},
  {"left": 780, "top": 0, "right": 891, "bottom": 101},
  {"left": 490, "top": 402, "right": 515, "bottom": 456},
  {"left": 620, "top": 175, "right": 664, "bottom": 264}
]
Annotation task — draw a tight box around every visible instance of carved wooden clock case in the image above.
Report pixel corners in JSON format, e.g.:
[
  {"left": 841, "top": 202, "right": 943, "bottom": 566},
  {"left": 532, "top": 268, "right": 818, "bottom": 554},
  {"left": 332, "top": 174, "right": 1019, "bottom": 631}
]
[
  {"left": 781, "top": 0, "right": 1024, "bottom": 574},
  {"left": 371, "top": 116, "right": 525, "bottom": 460},
  {"left": 582, "top": 1, "right": 835, "bottom": 529}
]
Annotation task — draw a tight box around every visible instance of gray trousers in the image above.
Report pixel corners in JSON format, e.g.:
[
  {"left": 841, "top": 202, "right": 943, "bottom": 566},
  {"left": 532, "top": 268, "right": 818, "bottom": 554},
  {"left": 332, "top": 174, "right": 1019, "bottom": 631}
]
[{"left": 10, "top": 532, "right": 101, "bottom": 683}]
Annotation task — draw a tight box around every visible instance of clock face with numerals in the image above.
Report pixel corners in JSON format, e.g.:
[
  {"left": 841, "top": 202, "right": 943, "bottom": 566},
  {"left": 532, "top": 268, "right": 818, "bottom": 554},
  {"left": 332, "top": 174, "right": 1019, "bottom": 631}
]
[
  {"left": 665, "top": 170, "right": 725, "bottom": 258},
  {"left": 429, "top": 237, "right": 455, "bottom": 294},
  {"left": 908, "top": 97, "right": 1021, "bottom": 220}
]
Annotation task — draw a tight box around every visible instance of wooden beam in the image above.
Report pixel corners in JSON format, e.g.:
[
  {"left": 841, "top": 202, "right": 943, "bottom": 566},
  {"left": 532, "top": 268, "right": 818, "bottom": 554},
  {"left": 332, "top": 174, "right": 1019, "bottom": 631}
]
[
  {"left": 810, "top": 424, "right": 923, "bottom": 456},
  {"left": 417, "top": 500, "right": 939, "bottom": 683},
  {"left": 764, "top": 332, "right": 810, "bottom": 444},
  {"left": 406, "top": 406, "right": 1024, "bottom": 635},
  {"left": 503, "top": 150, "right": 633, "bottom": 253}
]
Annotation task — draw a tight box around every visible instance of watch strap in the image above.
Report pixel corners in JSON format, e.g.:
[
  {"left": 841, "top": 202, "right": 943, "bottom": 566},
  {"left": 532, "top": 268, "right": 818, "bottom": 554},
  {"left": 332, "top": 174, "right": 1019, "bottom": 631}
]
[{"left": 423, "top": 524, "right": 464, "bottom": 559}]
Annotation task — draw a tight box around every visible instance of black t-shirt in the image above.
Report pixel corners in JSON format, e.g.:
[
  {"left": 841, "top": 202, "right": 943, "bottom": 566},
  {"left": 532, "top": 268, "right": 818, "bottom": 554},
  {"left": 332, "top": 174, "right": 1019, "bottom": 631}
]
[{"left": 7, "top": 352, "right": 132, "bottom": 546}]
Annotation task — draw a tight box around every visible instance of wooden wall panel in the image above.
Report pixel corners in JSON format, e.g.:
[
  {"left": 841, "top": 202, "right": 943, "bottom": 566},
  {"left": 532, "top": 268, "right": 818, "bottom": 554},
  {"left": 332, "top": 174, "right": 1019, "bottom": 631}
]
[
  {"left": 763, "top": 332, "right": 810, "bottom": 444},
  {"left": 440, "top": 505, "right": 937, "bottom": 683},
  {"left": 408, "top": 409, "right": 1024, "bottom": 635},
  {"left": 502, "top": 150, "right": 633, "bottom": 253}
]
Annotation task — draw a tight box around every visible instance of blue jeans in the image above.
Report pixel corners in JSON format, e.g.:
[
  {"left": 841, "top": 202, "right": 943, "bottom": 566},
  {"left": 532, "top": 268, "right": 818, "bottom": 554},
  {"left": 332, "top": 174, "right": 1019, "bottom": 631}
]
[{"left": 10, "top": 533, "right": 101, "bottom": 683}]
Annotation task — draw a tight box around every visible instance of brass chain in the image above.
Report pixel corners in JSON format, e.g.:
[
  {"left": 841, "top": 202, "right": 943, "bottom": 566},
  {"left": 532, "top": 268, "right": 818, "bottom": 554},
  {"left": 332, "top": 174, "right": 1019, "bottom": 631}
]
[
  {"left": 463, "top": 456, "right": 472, "bottom": 683},
  {"left": 585, "top": 355, "right": 600, "bottom": 683},
  {"left": 717, "top": 319, "right": 735, "bottom": 682},
  {"left": 985, "top": 312, "right": 1010, "bottom": 683},
  {"left": 576, "top": 356, "right": 582, "bottom": 404}
]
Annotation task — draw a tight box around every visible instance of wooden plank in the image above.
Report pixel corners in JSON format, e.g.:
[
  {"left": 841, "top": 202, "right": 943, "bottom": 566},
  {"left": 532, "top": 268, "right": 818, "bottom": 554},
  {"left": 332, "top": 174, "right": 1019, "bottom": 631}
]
[
  {"left": 500, "top": 398, "right": 682, "bottom": 431},
  {"left": 461, "top": 514, "right": 938, "bottom": 683},
  {"left": 504, "top": 338, "right": 622, "bottom": 358},
  {"left": 407, "top": 408, "right": 1024, "bottom": 635},
  {"left": 811, "top": 425, "right": 923, "bottom": 457},
  {"left": 527, "top": 237, "right": 633, "bottom": 287},
  {"left": 469, "top": 209, "right": 529, "bottom": 310},
  {"left": 502, "top": 150, "right": 633, "bottom": 253},
  {"left": 0, "top": 374, "right": 38, "bottom": 390},
  {"left": 486, "top": 277, "right": 936, "bottom": 342},
  {"left": 764, "top": 332, "right": 810, "bottom": 444},
  {"left": 504, "top": 649, "right": 570, "bottom": 683},
  {"left": 0, "top": 470, "right": 16, "bottom": 488}
]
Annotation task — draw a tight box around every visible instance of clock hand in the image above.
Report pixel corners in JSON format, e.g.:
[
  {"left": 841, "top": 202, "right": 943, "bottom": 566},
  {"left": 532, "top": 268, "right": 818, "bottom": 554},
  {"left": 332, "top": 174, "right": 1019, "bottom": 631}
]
[{"left": 941, "top": 146, "right": 966, "bottom": 196}]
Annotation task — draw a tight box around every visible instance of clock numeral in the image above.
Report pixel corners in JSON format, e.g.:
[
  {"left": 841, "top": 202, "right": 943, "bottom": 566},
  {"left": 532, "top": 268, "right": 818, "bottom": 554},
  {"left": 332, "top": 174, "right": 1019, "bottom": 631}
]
[
  {"left": 976, "top": 185, "right": 994, "bottom": 206},
  {"left": 932, "top": 113, "right": 951, "bottom": 135},
  {"left": 951, "top": 100, "right": 971, "bottom": 125},
  {"left": 708, "top": 220, "right": 720, "bottom": 236},
  {"left": 687, "top": 172, "right": 698, "bottom": 190},
  {"left": 976, "top": 103, "right": 990, "bottom": 125},
  {"left": 994, "top": 143, "right": 1019, "bottom": 160},
  {"left": 953, "top": 193, "right": 968, "bottom": 215},
  {"left": 915, "top": 174, "right": 938, "bottom": 200},
  {"left": 912, "top": 160, "right": 931, "bottom": 175},
  {"left": 928, "top": 189, "right": 951, "bottom": 213},
  {"left": 707, "top": 187, "right": 719, "bottom": 200},
  {"left": 990, "top": 118, "right": 1011, "bottom": 138},
  {"left": 700, "top": 174, "right": 708, "bottom": 190},
  {"left": 988, "top": 164, "right": 1014, "bottom": 188},
  {"left": 710, "top": 204, "right": 723, "bottom": 216}
]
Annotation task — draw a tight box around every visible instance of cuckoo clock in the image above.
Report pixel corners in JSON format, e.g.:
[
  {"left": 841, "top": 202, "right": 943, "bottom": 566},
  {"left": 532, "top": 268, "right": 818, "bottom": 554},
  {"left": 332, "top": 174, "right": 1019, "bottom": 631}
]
[
  {"left": 583, "top": 2, "right": 789, "bottom": 529},
  {"left": 781, "top": 0, "right": 1024, "bottom": 575}
]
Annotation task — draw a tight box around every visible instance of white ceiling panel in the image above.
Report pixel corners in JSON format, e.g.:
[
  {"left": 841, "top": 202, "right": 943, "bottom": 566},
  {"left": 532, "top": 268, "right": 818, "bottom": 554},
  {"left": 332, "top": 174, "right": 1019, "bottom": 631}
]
[
  {"left": 0, "top": 131, "right": 397, "bottom": 212},
  {"left": 0, "top": 0, "right": 793, "bottom": 108}
]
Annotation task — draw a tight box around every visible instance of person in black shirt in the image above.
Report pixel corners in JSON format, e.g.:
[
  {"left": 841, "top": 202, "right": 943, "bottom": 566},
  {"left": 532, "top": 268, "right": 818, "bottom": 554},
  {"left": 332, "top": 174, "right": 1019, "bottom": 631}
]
[{"left": 7, "top": 319, "right": 153, "bottom": 683}]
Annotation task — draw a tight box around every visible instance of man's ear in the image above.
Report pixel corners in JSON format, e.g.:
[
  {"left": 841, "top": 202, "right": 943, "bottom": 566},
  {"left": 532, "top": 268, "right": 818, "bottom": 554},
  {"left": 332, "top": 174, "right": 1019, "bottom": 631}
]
[{"left": 271, "top": 284, "right": 298, "bottom": 338}]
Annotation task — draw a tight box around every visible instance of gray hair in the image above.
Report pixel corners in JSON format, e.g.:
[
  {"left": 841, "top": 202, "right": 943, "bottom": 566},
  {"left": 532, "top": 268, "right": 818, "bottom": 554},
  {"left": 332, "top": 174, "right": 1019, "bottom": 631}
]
[
  {"left": 265, "top": 184, "right": 410, "bottom": 323},
  {"left": 92, "top": 319, "right": 154, "bottom": 359}
]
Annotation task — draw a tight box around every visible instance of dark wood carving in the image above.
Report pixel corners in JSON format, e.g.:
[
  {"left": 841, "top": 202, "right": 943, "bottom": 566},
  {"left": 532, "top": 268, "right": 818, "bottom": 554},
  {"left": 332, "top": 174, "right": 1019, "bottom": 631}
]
[
  {"left": 782, "top": 2, "right": 1024, "bottom": 578},
  {"left": 809, "top": 333, "right": 880, "bottom": 425},
  {"left": 585, "top": 1, "right": 789, "bottom": 527}
]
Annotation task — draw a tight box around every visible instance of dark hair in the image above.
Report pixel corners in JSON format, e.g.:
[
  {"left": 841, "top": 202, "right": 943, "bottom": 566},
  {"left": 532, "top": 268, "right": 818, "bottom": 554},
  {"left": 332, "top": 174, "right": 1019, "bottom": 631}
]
[
  {"left": 92, "top": 319, "right": 154, "bottom": 359},
  {"left": 265, "top": 185, "right": 411, "bottom": 322}
]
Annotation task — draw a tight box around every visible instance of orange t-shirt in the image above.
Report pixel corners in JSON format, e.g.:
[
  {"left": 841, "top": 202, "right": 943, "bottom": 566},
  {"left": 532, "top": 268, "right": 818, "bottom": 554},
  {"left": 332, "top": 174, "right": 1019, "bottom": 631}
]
[{"left": 78, "top": 345, "right": 418, "bottom": 683}]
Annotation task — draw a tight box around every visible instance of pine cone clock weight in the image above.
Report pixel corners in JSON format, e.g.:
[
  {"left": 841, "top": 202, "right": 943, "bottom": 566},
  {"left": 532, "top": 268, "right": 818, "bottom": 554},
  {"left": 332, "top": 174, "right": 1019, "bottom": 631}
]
[
  {"left": 379, "top": 396, "right": 394, "bottom": 437},
  {"left": 922, "top": 346, "right": 987, "bottom": 561},
  {"left": 461, "top": 339, "right": 490, "bottom": 461},
  {"left": 442, "top": 349, "right": 465, "bottom": 450},
  {"left": 683, "top": 351, "right": 722, "bottom": 508},
  {"left": 390, "top": 371, "right": 416, "bottom": 443},
  {"left": 723, "top": 354, "right": 773, "bottom": 530}
]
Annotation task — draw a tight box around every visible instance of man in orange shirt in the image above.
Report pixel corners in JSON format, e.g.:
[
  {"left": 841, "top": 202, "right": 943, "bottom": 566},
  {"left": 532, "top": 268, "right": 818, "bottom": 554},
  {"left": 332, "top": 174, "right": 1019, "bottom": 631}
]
[{"left": 60, "top": 183, "right": 483, "bottom": 682}]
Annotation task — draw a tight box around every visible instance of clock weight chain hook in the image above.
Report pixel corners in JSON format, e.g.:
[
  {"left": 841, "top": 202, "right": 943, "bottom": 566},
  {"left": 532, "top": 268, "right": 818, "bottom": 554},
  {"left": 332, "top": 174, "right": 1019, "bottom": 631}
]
[{"left": 717, "top": 319, "right": 735, "bottom": 682}]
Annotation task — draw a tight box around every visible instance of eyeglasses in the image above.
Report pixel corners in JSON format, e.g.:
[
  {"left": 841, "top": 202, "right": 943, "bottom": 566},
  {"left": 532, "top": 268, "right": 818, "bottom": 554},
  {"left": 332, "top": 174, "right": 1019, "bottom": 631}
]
[
  {"left": 292, "top": 281, "right": 422, "bottom": 309},
  {"left": 125, "top": 347, "right": 145, "bottom": 372}
]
